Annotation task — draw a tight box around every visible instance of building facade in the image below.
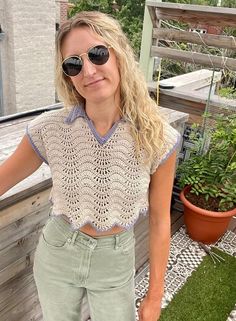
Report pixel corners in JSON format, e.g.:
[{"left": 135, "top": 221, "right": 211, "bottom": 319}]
[{"left": 0, "top": 0, "right": 69, "bottom": 116}]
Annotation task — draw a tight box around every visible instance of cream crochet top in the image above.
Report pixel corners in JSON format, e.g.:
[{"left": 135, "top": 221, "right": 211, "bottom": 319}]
[{"left": 26, "top": 105, "right": 181, "bottom": 232}]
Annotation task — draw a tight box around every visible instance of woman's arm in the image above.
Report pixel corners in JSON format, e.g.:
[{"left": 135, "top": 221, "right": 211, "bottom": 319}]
[
  {"left": 138, "top": 150, "right": 177, "bottom": 321},
  {"left": 0, "top": 135, "right": 43, "bottom": 196},
  {"left": 147, "top": 150, "right": 178, "bottom": 300}
]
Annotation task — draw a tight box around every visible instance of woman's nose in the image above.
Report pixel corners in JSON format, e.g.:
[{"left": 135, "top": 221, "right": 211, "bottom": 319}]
[{"left": 82, "top": 55, "right": 96, "bottom": 77}]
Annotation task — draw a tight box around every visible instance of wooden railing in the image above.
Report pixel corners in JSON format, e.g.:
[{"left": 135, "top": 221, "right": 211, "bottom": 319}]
[
  {"left": 147, "top": 1, "right": 236, "bottom": 71},
  {"left": 148, "top": 69, "right": 236, "bottom": 125}
]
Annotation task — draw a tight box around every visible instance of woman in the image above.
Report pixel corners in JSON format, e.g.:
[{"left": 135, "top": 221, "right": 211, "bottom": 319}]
[{"left": 0, "top": 11, "right": 181, "bottom": 321}]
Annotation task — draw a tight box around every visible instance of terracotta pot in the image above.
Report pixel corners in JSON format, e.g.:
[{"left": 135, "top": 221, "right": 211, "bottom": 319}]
[{"left": 179, "top": 185, "right": 236, "bottom": 244}]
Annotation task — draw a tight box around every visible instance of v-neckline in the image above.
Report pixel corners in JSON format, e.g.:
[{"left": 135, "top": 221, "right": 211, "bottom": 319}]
[{"left": 85, "top": 115, "right": 122, "bottom": 145}]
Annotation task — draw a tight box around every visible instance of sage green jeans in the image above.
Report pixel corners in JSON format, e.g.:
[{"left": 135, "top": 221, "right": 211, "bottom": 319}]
[{"left": 33, "top": 214, "right": 136, "bottom": 321}]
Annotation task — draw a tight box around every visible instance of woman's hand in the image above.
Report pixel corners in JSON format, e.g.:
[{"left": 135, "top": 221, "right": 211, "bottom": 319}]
[{"left": 137, "top": 295, "right": 162, "bottom": 321}]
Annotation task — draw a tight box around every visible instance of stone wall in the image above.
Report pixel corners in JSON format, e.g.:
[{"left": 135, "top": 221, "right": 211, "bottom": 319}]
[{"left": 0, "top": 0, "right": 56, "bottom": 116}]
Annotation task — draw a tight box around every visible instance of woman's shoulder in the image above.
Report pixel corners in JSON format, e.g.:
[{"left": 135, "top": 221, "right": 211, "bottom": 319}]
[{"left": 28, "top": 106, "right": 72, "bottom": 127}]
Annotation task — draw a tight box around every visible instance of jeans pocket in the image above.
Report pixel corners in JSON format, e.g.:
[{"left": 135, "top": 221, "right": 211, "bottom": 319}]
[{"left": 42, "top": 218, "right": 68, "bottom": 249}]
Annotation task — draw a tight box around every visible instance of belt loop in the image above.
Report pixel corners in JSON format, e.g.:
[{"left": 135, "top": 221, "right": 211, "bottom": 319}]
[
  {"left": 71, "top": 230, "right": 79, "bottom": 245},
  {"left": 114, "top": 234, "right": 120, "bottom": 250},
  {"left": 48, "top": 206, "right": 53, "bottom": 217}
]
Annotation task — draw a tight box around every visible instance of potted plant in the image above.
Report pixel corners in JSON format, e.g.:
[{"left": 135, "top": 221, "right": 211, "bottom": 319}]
[{"left": 176, "top": 111, "right": 236, "bottom": 244}]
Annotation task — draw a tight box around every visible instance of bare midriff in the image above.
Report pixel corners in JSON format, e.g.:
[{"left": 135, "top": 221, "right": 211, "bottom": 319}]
[
  {"left": 61, "top": 215, "right": 126, "bottom": 237},
  {"left": 79, "top": 223, "right": 127, "bottom": 237}
]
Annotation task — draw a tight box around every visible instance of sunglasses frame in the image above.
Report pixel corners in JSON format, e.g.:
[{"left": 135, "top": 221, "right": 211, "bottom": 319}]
[{"left": 62, "top": 44, "right": 112, "bottom": 77}]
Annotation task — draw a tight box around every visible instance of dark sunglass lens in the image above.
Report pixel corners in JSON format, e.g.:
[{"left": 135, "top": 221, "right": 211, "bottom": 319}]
[
  {"left": 88, "top": 45, "right": 109, "bottom": 65},
  {"left": 62, "top": 57, "right": 82, "bottom": 76}
]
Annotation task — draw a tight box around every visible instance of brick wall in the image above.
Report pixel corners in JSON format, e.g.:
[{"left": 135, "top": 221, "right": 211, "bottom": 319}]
[
  {"left": 60, "top": 1, "right": 68, "bottom": 24},
  {"left": 189, "top": 23, "right": 223, "bottom": 35},
  {"left": 0, "top": 0, "right": 56, "bottom": 115},
  {"left": 55, "top": 0, "right": 69, "bottom": 26}
]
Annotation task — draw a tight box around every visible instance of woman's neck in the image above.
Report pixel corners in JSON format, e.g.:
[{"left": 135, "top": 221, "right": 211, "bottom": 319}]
[{"left": 85, "top": 100, "right": 122, "bottom": 128}]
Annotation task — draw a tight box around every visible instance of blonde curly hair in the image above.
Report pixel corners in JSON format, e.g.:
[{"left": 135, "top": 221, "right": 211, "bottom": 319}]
[{"left": 55, "top": 11, "right": 167, "bottom": 166}]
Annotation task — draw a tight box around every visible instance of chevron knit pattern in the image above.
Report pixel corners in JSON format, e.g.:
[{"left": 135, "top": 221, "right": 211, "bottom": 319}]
[{"left": 26, "top": 107, "right": 181, "bottom": 232}]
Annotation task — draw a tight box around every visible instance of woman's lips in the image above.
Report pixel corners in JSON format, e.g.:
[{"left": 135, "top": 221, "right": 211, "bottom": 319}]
[{"left": 85, "top": 78, "right": 105, "bottom": 87}]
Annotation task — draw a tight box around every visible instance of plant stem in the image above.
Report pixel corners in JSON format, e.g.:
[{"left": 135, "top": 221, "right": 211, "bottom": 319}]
[
  {"left": 200, "top": 69, "right": 215, "bottom": 155},
  {"left": 223, "top": 149, "right": 236, "bottom": 176}
]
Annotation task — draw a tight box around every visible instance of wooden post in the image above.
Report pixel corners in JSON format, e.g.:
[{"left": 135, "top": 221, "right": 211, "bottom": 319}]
[{"left": 139, "top": 0, "right": 162, "bottom": 82}]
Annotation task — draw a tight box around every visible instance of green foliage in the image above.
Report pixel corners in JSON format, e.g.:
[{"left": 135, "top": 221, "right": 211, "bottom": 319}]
[
  {"left": 219, "top": 87, "right": 236, "bottom": 99},
  {"left": 68, "top": 0, "right": 145, "bottom": 56},
  {"left": 114, "top": 1, "right": 145, "bottom": 56},
  {"left": 176, "top": 113, "right": 236, "bottom": 211},
  {"left": 69, "top": 0, "right": 113, "bottom": 15},
  {"left": 156, "top": 59, "right": 194, "bottom": 80}
]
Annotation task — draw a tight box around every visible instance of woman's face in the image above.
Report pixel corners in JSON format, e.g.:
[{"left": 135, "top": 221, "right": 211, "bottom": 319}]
[{"left": 61, "top": 26, "right": 121, "bottom": 105}]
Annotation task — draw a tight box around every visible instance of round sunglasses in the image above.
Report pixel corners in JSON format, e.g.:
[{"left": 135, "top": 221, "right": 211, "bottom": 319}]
[{"left": 62, "top": 45, "right": 111, "bottom": 77}]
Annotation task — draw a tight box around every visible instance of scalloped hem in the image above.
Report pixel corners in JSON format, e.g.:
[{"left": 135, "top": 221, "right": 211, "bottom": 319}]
[{"left": 49, "top": 208, "right": 149, "bottom": 233}]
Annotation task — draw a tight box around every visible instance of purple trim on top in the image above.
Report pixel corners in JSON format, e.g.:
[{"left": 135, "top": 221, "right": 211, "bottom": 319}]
[
  {"left": 64, "top": 104, "right": 86, "bottom": 124},
  {"left": 86, "top": 116, "right": 121, "bottom": 145},
  {"left": 26, "top": 125, "right": 49, "bottom": 165},
  {"left": 64, "top": 104, "right": 127, "bottom": 125},
  {"left": 159, "top": 132, "right": 182, "bottom": 166},
  {"left": 64, "top": 104, "right": 127, "bottom": 145}
]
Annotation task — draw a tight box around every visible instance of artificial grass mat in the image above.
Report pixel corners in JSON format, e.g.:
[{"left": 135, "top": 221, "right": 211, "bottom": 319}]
[{"left": 159, "top": 248, "right": 236, "bottom": 321}]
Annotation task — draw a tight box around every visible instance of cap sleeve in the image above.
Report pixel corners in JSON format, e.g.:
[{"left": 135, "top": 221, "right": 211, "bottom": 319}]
[
  {"left": 26, "top": 113, "right": 48, "bottom": 164},
  {"left": 150, "top": 121, "right": 181, "bottom": 175}
]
